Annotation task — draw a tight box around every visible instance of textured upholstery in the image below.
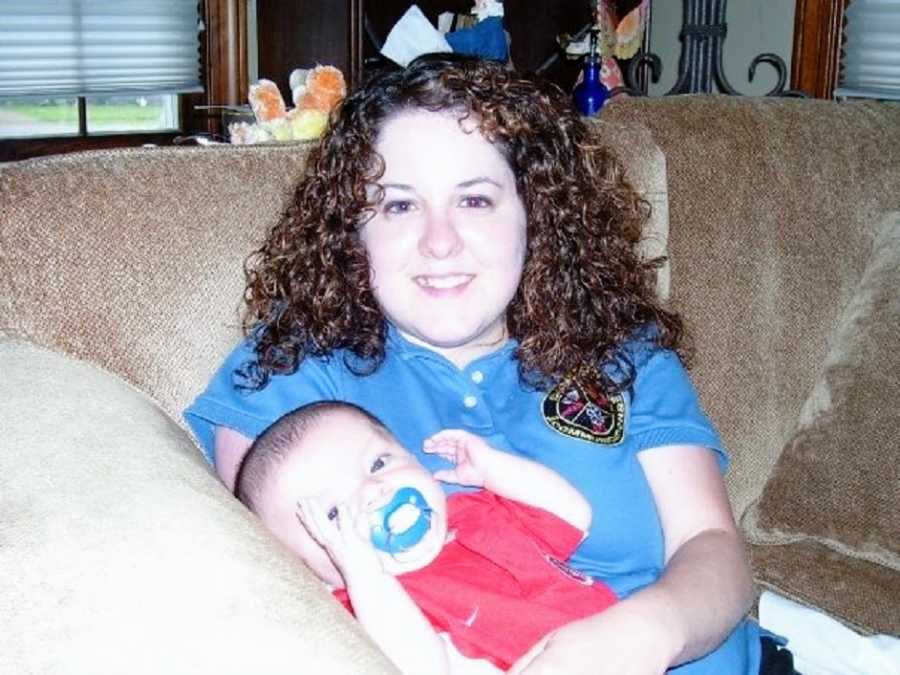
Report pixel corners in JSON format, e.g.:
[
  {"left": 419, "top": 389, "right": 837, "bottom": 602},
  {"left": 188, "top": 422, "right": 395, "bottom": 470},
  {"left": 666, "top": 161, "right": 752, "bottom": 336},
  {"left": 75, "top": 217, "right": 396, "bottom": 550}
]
[
  {"left": 0, "top": 143, "right": 313, "bottom": 424},
  {"left": 601, "top": 96, "right": 900, "bottom": 635},
  {"left": 588, "top": 116, "right": 671, "bottom": 300},
  {"left": 603, "top": 96, "right": 900, "bottom": 519},
  {"left": 746, "top": 211, "right": 900, "bottom": 635},
  {"left": 0, "top": 339, "right": 399, "bottom": 675}
]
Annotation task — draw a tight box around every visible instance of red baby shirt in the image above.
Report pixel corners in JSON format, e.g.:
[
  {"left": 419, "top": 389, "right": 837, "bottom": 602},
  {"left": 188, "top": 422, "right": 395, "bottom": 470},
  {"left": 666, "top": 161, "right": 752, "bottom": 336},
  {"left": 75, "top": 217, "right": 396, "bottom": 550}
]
[{"left": 335, "top": 490, "right": 617, "bottom": 670}]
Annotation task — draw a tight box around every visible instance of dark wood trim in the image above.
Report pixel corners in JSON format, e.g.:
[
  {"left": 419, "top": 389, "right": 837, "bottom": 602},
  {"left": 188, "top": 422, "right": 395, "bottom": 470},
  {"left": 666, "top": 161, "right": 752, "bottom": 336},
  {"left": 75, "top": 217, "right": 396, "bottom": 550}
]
[
  {"left": 186, "top": 0, "right": 249, "bottom": 137},
  {"left": 791, "top": 0, "right": 847, "bottom": 99},
  {"left": 349, "top": 0, "right": 365, "bottom": 88}
]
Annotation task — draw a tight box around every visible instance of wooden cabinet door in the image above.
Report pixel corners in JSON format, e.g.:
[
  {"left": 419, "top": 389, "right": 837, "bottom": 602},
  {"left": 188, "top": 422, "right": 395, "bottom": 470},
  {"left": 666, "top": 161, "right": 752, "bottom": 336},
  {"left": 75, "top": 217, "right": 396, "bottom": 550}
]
[{"left": 256, "top": 0, "right": 363, "bottom": 99}]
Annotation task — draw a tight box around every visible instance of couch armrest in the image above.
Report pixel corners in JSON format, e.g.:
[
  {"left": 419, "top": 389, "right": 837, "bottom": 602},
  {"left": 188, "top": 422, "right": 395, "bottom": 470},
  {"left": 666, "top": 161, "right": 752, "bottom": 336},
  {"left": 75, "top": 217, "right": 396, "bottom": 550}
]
[{"left": 0, "top": 339, "right": 399, "bottom": 675}]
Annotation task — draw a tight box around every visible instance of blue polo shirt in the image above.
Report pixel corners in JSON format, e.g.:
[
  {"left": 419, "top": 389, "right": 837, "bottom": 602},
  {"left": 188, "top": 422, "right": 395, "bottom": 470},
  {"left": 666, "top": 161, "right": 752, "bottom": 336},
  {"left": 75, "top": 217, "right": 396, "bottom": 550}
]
[{"left": 184, "top": 325, "right": 761, "bottom": 674}]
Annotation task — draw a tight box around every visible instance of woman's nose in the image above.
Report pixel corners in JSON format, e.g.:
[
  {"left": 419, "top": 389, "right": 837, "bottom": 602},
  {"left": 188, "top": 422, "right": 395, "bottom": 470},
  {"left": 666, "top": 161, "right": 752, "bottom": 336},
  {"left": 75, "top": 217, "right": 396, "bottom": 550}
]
[{"left": 418, "top": 210, "right": 463, "bottom": 259}]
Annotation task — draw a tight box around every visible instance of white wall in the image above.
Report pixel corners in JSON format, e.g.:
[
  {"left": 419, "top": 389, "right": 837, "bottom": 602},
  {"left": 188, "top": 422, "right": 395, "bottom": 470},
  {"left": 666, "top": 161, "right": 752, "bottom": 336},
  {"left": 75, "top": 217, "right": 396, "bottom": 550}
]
[{"left": 647, "top": 0, "right": 795, "bottom": 96}]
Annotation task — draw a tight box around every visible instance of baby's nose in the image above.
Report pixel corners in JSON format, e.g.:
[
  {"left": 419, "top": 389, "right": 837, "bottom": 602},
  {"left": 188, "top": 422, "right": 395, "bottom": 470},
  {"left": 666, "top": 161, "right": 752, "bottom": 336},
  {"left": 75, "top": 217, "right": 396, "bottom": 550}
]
[{"left": 360, "top": 479, "right": 391, "bottom": 509}]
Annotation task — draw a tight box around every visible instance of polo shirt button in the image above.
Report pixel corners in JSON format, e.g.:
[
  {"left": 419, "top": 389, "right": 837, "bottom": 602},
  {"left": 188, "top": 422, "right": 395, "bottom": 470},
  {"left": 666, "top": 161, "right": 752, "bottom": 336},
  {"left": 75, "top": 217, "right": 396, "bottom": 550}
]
[
  {"left": 471, "top": 370, "right": 484, "bottom": 384},
  {"left": 463, "top": 395, "right": 478, "bottom": 409}
]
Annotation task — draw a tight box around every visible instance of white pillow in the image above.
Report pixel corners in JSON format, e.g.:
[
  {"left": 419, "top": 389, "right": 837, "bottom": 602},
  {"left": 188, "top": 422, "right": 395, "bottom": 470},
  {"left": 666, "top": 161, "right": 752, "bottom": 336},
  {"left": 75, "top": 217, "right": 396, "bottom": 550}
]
[{"left": 0, "top": 340, "right": 398, "bottom": 675}]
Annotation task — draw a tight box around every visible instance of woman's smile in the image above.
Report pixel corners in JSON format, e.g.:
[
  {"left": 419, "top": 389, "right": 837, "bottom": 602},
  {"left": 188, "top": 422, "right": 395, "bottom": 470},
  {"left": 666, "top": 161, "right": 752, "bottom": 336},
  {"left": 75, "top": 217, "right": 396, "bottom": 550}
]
[{"left": 413, "top": 273, "right": 475, "bottom": 292}]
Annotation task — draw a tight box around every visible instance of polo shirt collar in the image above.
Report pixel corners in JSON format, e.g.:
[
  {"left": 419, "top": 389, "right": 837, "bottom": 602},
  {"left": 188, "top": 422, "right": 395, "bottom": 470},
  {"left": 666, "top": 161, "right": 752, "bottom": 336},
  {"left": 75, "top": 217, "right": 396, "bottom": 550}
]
[{"left": 385, "top": 322, "right": 518, "bottom": 371}]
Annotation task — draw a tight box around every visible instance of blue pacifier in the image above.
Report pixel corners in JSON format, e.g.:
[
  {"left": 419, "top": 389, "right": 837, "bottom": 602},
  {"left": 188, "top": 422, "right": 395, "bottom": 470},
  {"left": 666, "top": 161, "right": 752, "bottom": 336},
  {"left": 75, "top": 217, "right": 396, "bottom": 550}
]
[{"left": 369, "top": 487, "right": 432, "bottom": 554}]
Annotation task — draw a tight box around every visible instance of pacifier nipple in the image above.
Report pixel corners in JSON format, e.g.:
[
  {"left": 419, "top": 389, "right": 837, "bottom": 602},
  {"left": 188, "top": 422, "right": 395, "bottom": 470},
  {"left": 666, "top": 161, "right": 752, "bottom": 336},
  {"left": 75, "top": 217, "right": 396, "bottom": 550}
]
[
  {"left": 386, "top": 502, "right": 421, "bottom": 533},
  {"left": 369, "top": 487, "right": 432, "bottom": 554}
]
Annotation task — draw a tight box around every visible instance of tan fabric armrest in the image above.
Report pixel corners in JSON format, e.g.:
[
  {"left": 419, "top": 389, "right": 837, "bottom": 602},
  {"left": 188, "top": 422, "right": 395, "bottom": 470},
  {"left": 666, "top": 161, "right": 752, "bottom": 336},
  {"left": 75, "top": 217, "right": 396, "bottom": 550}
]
[{"left": 0, "top": 340, "right": 399, "bottom": 675}]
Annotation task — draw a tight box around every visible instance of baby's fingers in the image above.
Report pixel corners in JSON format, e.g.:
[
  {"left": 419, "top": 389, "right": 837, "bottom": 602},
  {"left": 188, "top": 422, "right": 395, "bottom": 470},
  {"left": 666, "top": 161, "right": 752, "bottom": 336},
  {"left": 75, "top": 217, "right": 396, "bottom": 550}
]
[
  {"left": 425, "top": 428, "right": 473, "bottom": 446},
  {"left": 423, "top": 436, "right": 461, "bottom": 460}
]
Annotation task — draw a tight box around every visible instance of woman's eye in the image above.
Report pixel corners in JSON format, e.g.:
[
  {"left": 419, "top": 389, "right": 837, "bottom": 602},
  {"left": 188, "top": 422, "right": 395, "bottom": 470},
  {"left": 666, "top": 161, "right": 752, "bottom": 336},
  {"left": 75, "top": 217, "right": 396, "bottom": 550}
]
[
  {"left": 327, "top": 506, "right": 338, "bottom": 521},
  {"left": 460, "top": 195, "right": 492, "bottom": 209},
  {"left": 384, "top": 200, "right": 414, "bottom": 215},
  {"left": 370, "top": 455, "right": 387, "bottom": 472}
]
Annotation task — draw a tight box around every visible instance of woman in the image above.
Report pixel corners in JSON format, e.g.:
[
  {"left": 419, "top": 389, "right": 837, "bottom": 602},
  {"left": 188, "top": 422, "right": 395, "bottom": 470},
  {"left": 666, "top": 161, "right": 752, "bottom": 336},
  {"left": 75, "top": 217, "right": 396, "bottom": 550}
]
[{"left": 185, "top": 54, "right": 769, "bottom": 674}]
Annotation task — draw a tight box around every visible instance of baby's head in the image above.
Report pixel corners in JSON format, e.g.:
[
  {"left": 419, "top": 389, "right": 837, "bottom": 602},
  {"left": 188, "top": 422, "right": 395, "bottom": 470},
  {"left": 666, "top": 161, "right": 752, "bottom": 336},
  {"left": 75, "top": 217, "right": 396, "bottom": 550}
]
[{"left": 235, "top": 401, "right": 448, "bottom": 587}]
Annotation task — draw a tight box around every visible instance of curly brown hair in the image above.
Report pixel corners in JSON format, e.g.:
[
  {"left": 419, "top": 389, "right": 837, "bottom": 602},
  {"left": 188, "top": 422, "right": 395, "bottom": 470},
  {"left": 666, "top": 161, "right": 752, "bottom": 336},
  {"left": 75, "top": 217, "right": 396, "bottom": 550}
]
[{"left": 240, "top": 53, "right": 685, "bottom": 392}]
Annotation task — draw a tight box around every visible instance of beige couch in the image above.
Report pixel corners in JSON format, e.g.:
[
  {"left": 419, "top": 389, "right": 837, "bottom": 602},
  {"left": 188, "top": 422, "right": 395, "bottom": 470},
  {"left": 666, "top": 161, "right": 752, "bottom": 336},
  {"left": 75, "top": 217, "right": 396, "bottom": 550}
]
[{"left": 1, "top": 95, "right": 898, "bottom": 673}]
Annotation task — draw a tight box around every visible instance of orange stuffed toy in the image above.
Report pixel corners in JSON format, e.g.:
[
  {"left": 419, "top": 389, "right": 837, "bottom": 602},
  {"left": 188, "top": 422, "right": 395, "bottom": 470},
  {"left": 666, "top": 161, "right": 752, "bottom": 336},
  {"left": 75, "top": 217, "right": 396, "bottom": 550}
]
[{"left": 230, "top": 65, "right": 347, "bottom": 144}]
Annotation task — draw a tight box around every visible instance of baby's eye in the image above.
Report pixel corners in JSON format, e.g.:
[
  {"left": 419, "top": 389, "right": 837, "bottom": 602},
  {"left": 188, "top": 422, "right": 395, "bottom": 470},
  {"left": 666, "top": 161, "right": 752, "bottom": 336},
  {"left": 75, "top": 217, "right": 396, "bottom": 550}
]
[
  {"left": 459, "top": 195, "right": 492, "bottom": 209},
  {"left": 327, "top": 506, "right": 339, "bottom": 521},
  {"left": 370, "top": 455, "right": 387, "bottom": 472}
]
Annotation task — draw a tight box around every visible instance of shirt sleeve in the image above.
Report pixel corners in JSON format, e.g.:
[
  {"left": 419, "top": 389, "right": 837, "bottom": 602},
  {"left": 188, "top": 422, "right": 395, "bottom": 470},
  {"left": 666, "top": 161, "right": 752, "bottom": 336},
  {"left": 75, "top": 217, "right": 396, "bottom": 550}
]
[
  {"left": 182, "top": 339, "right": 342, "bottom": 464},
  {"left": 627, "top": 348, "right": 729, "bottom": 473},
  {"left": 331, "top": 588, "right": 355, "bottom": 615}
]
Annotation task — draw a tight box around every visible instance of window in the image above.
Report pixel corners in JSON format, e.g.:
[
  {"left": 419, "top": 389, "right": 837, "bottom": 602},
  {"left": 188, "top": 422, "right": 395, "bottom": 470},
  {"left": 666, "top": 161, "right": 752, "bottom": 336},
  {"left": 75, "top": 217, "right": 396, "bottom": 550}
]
[
  {"left": 0, "top": 1, "right": 202, "bottom": 139},
  {"left": 0, "top": 94, "right": 180, "bottom": 139},
  {"left": 834, "top": 0, "right": 900, "bottom": 101}
]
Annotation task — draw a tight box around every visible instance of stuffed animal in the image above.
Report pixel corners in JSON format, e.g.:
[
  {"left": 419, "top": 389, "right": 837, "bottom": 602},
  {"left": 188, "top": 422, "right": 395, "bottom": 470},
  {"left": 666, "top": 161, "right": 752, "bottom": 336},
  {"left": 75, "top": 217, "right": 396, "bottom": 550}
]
[
  {"left": 229, "top": 65, "right": 346, "bottom": 145},
  {"left": 597, "top": 0, "right": 650, "bottom": 60}
]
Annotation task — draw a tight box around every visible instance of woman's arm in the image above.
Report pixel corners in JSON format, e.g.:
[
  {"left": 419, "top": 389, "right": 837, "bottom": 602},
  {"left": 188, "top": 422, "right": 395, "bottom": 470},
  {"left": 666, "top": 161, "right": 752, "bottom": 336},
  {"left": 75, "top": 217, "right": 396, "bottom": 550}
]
[
  {"left": 635, "top": 444, "right": 755, "bottom": 665},
  {"left": 213, "top": 426, "right": 253, "bottom": 491},
  {"left": 510, "top": 444, "right": 754, "bottom": 675}
]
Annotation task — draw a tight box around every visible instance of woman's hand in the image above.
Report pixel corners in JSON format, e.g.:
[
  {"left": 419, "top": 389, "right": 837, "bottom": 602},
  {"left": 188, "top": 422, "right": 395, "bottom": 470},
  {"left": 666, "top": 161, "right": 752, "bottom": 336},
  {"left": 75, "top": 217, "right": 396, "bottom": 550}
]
[
  {"left": 512, "top": 446, "right": 755, "bottom": 675},
  {"left": 508, "top": 600, "right": 676, "bottom": 675}
]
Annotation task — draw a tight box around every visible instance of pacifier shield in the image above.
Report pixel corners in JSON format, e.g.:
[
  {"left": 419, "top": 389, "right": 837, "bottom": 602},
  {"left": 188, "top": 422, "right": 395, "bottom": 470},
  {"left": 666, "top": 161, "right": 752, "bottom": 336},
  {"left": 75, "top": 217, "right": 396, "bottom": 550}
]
[{"left": 369, "top": 487, "right": 432, "bottom": 553}]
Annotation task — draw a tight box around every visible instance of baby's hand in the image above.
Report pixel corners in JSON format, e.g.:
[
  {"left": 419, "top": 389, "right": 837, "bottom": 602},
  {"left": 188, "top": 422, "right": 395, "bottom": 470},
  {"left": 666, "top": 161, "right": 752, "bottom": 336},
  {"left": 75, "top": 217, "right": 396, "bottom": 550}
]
[
  {"left": 423, "top": 429, "right": 498, "bottom": 487},
  {"left": 296, "top": 498, "right": 383, "bottom": 580}
]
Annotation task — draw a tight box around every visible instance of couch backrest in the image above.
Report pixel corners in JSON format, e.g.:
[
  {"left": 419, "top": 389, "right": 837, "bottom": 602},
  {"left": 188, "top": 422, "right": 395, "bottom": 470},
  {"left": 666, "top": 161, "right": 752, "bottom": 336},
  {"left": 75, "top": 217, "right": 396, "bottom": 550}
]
[
  {"left": 9, "top": 97, "right": 897, "bottom": 518},
  {"left": 0, "top": 127, "right": 668, "bottom": 429},
  {"left": 0, "top": 143, "right": 312, "bottom": 423},
  {"left": 602, "top": 96, "right": 900, "bottom": 515}
]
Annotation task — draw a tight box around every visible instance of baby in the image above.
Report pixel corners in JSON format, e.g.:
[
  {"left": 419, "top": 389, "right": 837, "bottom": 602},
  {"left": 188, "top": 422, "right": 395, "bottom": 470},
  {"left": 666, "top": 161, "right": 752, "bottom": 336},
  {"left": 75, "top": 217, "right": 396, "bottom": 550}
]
[{"left": 235, "top": 401, "right": 616, "bottom": 674}]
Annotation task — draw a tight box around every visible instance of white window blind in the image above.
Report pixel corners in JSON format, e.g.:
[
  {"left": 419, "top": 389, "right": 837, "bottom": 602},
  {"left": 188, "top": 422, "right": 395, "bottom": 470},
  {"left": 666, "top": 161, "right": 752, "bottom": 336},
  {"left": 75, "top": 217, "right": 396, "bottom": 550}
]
[
  {"left": 835, "top": 0, "right": 900, "bottom": 101},
  {"left": 0, "top": 0, "right": 202, "bottom": 99}
]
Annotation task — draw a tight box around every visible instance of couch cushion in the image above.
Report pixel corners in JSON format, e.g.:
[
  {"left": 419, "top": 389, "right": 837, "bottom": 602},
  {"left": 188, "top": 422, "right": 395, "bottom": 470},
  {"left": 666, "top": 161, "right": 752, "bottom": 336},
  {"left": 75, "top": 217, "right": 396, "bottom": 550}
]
[
  {"left": 602, "top": 97, "right": 900, "bottom": 517},
  {"left": 750, "top": 540, "right": 900, "bottom": 637},
  {"left": 0, "top": 339, "right": 398, "bottom": 675},
  {"left": 744, "top": 211, "right": 900, "bottom": 635},
  {"left": 0, "top": 143, "right": 313, "bottom": 425}
]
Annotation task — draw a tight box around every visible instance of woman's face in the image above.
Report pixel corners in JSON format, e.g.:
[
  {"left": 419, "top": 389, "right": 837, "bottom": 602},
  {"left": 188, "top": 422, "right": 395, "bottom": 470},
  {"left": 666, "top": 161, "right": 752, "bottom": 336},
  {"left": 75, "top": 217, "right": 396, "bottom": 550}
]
[{"left": 360, "top": 109, "right": 527, "bottom": 368}]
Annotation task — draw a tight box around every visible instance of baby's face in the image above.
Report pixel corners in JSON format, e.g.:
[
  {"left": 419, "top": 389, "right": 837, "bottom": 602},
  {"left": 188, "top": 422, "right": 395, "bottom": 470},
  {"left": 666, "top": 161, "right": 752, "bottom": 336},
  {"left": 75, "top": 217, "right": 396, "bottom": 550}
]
[{"left": 256, "top": 410, "right": 448, "bottom": 587}]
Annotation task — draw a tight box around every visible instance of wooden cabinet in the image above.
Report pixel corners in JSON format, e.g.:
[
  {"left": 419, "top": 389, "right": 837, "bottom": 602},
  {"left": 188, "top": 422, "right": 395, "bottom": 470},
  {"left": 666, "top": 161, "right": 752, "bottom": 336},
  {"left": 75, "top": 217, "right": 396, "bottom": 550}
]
[
  {"left": 256, "top": 0, "right": 361, "bottom": 100},
  {"left": 255, "top": 0, "right": 591, "bottom": 99}
]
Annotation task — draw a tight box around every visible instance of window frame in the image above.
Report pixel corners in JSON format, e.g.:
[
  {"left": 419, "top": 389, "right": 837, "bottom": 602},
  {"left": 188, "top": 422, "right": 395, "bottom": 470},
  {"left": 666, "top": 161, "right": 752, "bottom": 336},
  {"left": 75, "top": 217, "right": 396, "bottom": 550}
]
[{"left": 791, "top": 0, "right": 849, "bottom": 99}]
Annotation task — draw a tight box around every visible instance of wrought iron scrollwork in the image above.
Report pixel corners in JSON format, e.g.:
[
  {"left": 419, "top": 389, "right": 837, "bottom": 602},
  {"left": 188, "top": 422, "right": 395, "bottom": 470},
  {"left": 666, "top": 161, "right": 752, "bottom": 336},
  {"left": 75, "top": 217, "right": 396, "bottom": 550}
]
[{"left": 618, "top": 0, "right": 804, "bottom": 98}]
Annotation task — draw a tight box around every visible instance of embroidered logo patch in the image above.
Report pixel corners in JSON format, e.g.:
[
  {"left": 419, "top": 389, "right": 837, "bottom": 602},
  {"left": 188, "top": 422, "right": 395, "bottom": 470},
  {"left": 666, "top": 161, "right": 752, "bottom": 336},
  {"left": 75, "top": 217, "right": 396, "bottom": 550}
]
[
  {"left": 542, "top": 368, "right": 625, "bottom": 445},
  {"left": 544, "top": 554, "right": 595, "bottom": 586}
]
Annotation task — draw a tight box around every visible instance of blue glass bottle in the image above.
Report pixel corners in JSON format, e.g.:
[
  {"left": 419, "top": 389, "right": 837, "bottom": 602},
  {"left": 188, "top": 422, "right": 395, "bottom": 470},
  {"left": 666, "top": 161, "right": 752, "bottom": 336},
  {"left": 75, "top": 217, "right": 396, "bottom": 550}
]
[{"left": 573, "top": 29, "right": 608, "bottom": 116}]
